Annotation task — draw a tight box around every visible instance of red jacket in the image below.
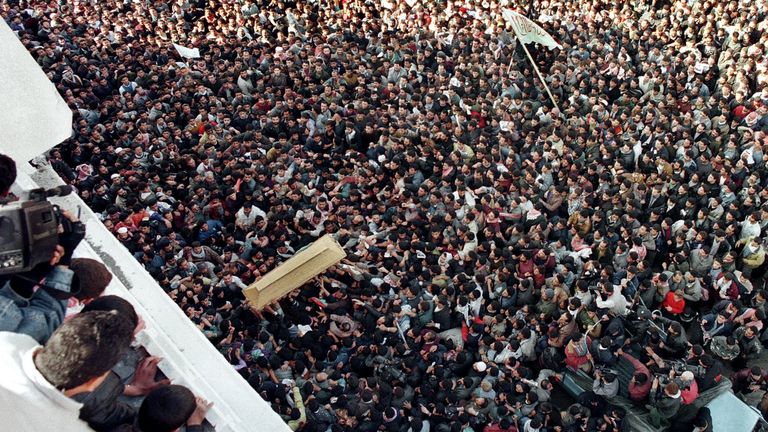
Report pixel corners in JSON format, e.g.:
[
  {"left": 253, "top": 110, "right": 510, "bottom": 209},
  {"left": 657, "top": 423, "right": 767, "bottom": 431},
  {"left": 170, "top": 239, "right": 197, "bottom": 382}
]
[
  {"left": 663, "top": 292, "right": 686, "bottom": 314},
  {"left": 681, "top": 379, "right": 699, "bottom": 405},
  {"left": 622, "top": 353, "right": 652, "bottom": 402},
  {"left": 565, "top": 337, "right": 592, "bottom": 370}
]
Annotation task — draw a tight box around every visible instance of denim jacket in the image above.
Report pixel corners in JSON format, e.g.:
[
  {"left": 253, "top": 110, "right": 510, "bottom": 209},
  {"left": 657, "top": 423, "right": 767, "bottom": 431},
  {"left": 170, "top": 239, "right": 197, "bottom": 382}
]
[{"left": 0, "top": 266, "right": 73, "bottom": 344}]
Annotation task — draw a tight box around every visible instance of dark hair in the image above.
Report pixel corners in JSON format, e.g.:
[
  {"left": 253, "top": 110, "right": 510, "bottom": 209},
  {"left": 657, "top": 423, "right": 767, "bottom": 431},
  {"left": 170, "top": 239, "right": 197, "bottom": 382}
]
[
  {"left": 70, "top": 258, "right": 113, "bottom": 300},
  {"left": 81, "top": 295, "right": 139, "bottom": 330},
  {"left": 138, "top": 385, "right": 197, "bottom": 432},
  {"left": 35, "top": 311, "right": 134, "bottom": 389},
  {"left": 0, "top": 153, "right": 16, "bottom": 196}
]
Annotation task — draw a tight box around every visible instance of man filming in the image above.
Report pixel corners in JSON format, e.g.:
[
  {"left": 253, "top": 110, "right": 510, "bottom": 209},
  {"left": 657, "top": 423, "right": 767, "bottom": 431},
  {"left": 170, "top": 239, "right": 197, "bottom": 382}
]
[
  {"left": 0, "top": 153, "right": 87, "bottom": 343},
  {"left": 647, "top": 378, "right": 682, "bottom": 428}
]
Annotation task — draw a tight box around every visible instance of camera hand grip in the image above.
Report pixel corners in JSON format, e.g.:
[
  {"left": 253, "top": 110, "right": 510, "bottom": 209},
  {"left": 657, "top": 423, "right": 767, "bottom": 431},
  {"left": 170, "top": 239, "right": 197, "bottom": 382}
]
[{"left": 57, "top": 220, "right": 86, "bottom": 266}]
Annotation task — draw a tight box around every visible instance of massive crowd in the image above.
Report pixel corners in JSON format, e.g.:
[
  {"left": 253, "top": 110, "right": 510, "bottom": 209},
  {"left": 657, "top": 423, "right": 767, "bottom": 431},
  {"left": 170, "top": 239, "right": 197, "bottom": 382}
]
[{"left": 4, "top": 0, "right": 768, "bottom": 430}]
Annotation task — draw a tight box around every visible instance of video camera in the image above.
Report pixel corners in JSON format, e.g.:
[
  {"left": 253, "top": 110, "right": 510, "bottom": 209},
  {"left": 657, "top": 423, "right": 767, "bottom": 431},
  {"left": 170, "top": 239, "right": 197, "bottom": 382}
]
[
  {"left": 595, "top": 364, "right": 616, "bottom": 375},
  {"left": 670, "top": 360, "right": 706, "bottom": 377},
  {"left": 0, "top": 185, "right": 82, "bottom": 275},
  {"left": 654, "top": 360, "right": 706, "bottom": 383}
]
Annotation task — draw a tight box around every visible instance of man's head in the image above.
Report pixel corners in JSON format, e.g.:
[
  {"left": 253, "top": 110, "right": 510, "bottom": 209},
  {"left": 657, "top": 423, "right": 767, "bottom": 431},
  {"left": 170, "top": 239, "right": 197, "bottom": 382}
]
[
  {"left": 81, "top": 295, "right": 139, "bottom": 333},
  {"left": 34, "top": 310, "right": 134, "bottom": 391},
  {"left": 668, "top": 321, "right": 682, "bottom": 336},
  {"left": 693, "top": 413, "right": 710, "bottom": 431},
  {"left": 138, "top": 385, "right": 197, "bottom": 432},
  {"left": 664, "top": 382, "right": 681, "bottom": 399},
  {"left": 0, "top": 153, "right": 16, "bottom": 197},
  {"left": 70, "top": 258, "right": 112, "bottom": 301},
  {"left": 633, "top": 373, "right": 648, "bottom": 385}
]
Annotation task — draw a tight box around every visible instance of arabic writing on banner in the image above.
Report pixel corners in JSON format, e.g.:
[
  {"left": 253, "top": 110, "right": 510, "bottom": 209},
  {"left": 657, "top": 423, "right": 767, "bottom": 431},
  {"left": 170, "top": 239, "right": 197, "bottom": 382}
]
[{"left": 502, "top": 9, "right": 562, "bottom": 50}]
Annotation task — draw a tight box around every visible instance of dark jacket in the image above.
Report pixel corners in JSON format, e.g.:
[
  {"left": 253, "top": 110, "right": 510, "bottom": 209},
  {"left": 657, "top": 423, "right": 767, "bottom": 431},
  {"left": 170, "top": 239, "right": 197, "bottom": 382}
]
[
  {"left": 735, "top": 327, "right": 762, "bottom": 359},
  {"left": 650, "top": 390, "right": 681, "bottom": 419},
  {"left": 699, "top": 359, "right": 725, "bottom": 391},
  {"left": 590, "top": 340, "right": 617, "bottom": 366},
  {"left": 692, "top": 407, "right": 713, "bottom": 432},
  {"left": 432, "top": 306, "right": 453, "bottom": 331},
  {"left": 73, "top": 371, "right": 135, "bottom": 431},
  {"left": 731, "top": 367, "right": 768, "bottom": 395}
]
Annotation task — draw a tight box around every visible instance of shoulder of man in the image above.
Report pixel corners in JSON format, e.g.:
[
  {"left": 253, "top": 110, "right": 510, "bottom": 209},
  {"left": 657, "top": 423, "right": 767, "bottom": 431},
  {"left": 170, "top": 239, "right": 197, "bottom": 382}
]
[{"left": 0, "top": 331, "right": 38, "bottom": 351}]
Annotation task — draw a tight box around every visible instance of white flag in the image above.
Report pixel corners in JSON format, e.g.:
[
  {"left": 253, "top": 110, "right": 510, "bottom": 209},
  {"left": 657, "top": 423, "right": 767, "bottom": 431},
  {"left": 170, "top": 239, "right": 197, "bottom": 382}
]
[
  {"left": 502, "top": 9, "right": 562, "bottom": 50},
  {"left": 172, "top": 43, "right": 200, "bottom": 59}
]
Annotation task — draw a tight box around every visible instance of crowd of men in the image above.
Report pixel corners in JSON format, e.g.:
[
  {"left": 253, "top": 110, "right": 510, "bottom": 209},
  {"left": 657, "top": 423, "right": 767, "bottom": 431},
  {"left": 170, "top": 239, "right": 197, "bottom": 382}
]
[{"left": 4, "top": 0, "right": 768, "bottom": 430}]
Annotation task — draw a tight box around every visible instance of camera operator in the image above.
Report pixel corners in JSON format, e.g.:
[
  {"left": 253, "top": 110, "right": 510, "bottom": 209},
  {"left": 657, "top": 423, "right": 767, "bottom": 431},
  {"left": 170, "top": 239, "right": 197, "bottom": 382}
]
[
  {"left": 599, "top": 407, "right": 628, "bottom": 432},
  {"left": 647, "top": 378, "right": 682, "bottom": 429},
  {"left": 592, "top": 368, "right": 619, "bottom": 398},
  {"left": 0, "top": 207, "right": 86, "bottom": 343},
  {"left": 669, "top": 369, "right": 699, "bottom": 405},
  {"left": 0, "top": 310, "right": 135, "bottom": 431}
]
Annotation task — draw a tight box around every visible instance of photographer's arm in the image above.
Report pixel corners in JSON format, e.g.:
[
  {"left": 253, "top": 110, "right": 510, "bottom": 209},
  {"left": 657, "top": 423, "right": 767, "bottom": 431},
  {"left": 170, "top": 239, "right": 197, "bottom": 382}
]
[
  {"left": 653, "top": 315, "right": 674, "bottom": 327},
  {"left": 645, "top": 346, "right": 666, "bottom": 369},
  {"left": 0, "top": 276, "right": 68, "bottom": 344}
]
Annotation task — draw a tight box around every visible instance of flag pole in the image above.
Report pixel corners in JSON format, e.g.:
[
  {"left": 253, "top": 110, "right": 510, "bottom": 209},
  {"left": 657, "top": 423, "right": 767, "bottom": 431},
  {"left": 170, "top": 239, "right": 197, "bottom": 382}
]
[{"left": 516, "top": 34, "right": 559, "bottom": 110}]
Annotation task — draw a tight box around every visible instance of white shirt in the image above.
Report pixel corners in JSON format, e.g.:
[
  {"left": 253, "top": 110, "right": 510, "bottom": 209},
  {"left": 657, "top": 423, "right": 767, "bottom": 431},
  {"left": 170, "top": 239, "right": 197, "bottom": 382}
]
[
  {"left": 596, "top": 287, "right": 629, "bottom": 316},
  {"left": 0, "top": 332, "right": 91, "bottom": 431},
  {"left": 218, "top": 275, "right": 248, "bottom": 292},
  {"left": 741, "top": 220, "right": 761, "bottom": 240},
  {"left": 235, "top": 207, "right": 261, "bottom": 229},
  {"left": 452, "top": 190, "right": 477, "bottom": 208}
]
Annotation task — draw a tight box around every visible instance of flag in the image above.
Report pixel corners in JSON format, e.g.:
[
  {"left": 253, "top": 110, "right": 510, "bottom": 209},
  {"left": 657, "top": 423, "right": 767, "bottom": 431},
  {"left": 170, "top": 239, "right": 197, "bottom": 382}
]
[
  {"left": 502, "top": 9, "right": 562, "bottom": 50},
  {"left": 173, "top": 43, "right": 200, "bottom": 59}
]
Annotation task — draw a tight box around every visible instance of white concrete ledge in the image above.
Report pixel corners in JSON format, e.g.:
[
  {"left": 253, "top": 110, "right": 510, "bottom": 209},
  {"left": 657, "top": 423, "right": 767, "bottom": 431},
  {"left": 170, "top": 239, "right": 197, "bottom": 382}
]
[{"left": 14, "top": 162, "right": 289, "bottom": 432}]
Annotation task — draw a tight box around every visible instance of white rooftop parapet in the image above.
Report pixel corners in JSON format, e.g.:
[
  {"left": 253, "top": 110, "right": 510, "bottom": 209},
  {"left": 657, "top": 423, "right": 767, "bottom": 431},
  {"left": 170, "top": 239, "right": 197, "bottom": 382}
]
[
  {"left": 13, "top": 162, "right": 290, "bottom": 432},
  {"left": 0, "top": 20, "right": 72, "bottom": 162}
]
